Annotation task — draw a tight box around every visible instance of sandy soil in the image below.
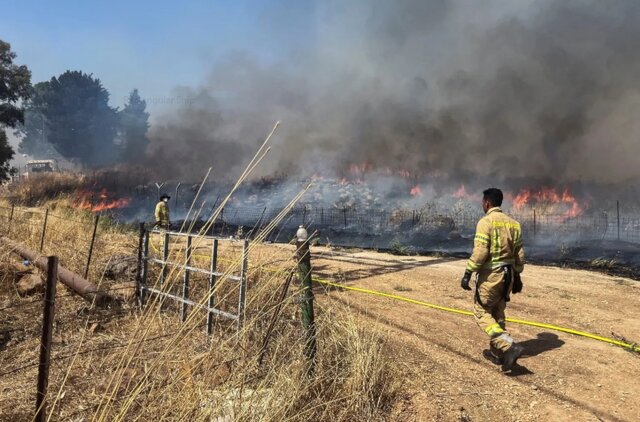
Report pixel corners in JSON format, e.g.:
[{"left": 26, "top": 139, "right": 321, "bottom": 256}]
[{"left": 259, "top": 244, "right": 640, "bottom": 422}]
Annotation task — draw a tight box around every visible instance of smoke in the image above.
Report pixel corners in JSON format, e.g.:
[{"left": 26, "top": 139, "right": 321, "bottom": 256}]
[{"left": 148, "top": 0, "right": 640, "bottom": 191}]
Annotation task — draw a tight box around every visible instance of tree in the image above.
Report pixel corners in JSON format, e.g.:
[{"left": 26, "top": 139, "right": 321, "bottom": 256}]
[
  {"left": 0, "top": 39, "right": 31, "bottom": 180},
  {"left": 119, "top": 89, "right": 150, "bottom": 162},
  {"left": 19, "top": 71, "right": 119, "bottom": 167}
]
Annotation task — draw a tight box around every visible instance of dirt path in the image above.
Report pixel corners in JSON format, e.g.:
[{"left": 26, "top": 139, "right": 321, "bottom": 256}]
[{"left": 256, "top": 245, "right": 640, "bottom": 421}]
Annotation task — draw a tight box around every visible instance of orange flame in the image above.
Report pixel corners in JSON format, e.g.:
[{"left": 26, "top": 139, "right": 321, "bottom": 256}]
[
  {"left": 74, "top": 188, "right": 131, "bottom": 212},
  {"left": 452, "top": 184, "right": 468, "bottom": 199},
  {"left": 513, "top": 187, "right": 584, "bottom": 218}
]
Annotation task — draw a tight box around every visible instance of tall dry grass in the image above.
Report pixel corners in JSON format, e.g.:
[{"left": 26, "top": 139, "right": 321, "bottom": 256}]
[
  {"left": 0, "top": 124, "right": 399, "bottom": 421},
  {"left": 6, "top": 172, "right": 86, "bottom": 206}
]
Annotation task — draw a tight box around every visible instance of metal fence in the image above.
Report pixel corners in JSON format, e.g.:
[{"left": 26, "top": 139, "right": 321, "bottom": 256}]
[
  {"left": 138, "top": 226, "right": 249, "bottom": 335},
  {"left": 208, "top": 205, "right": 640, "bottom": 244}
]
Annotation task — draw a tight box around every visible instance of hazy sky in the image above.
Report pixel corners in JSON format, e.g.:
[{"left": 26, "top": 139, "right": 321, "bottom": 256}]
[{"left": 0, "top": 0, "right": 314, "bottom": 113}]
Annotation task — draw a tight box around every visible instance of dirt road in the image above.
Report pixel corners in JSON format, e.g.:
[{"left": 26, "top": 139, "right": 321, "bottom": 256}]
[{"left": 262, "top": 245, "right": 640, "bottom": 421}]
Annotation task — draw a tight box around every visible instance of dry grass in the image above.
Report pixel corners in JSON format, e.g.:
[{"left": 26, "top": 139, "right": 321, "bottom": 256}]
[
  {"left": 6, "top": 172, "right": 87, "bottom": 206},
  {"left": 0, "top": 195, "right": 398, "bottom": 421}
]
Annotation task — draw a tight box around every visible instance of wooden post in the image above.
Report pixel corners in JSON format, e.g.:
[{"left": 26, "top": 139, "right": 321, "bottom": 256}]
[
  {"left": 161, "top": 231, "right": 169, "bottom": 284},
  {"left": 83, "top": 214, "right": 100, "bottom": 279},
  {"left": 617, "top": 200, "right": 620, "bottom": 241},
  {"left": 181, "top": 235, "right": 192, "bottom": 322},
  {"left": 35, "top": 256, "right": 58, "bottom": 422},
  {"left": 207, "top": 239, "right": 218, "bottom": 335},
  {"left": 533, "top": 208, "right": 537, "bottom": 240},
  {"left": 343, "top": 207, "right": 347, "bottom": 229},
  {"left": 39, "top": 208, "right": 49, "bottom": 253},
  {"left": 320, "top": 208, "right": 324, "bottom": 226},
  {"left": 296, "top": 226, "right": 316, "bottom": 376},
  {"left": 7, "top": 204, "right": 14, "bottom": 235},
  {"left": 237, "top": 239, "right": 249, "bottom": 329}
]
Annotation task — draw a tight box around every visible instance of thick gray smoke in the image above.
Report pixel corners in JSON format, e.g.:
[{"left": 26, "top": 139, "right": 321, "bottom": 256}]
[{"left": 148, "top": 0, "right": 640, "bottom": 190}]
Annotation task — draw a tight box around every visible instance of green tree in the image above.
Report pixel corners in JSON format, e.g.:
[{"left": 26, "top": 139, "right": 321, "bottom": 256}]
[
  {"left": 19, "top": 71, "right": 118, "bottom": 167},
  {"left": 119, "top": 89, "right": 150, "bottom": 162},
  {"left": 0, "top": 40, "right": 31, "bottom": 180}
]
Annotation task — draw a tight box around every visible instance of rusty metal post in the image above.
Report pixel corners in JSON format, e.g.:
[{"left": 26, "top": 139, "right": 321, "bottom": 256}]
[
  {"left": 161, "top": 231, "right": 169, "bottom": 284},
  {"left": 35, "top": 256, "right": 58, "bottom": 422},
  {"left": 296, "top": 226, "right": 316, "bottom": 376},
  {"left": 39, "top": 208, "right": 49, "bottom": 253},
  {"left": 181, "top": 235, "right": 192, "bottom": 322},
  {"left": 83, "top": 214, "right": 100, "bottom": 279},
  {"left": 207, "top": 239, "right": 218, "bottom": 335},
  {"left": 7, "top": 204, "right": 14, "bottom": 235},
  {"left": 237, "top": 239, "right": 249, "bottom": 329}
]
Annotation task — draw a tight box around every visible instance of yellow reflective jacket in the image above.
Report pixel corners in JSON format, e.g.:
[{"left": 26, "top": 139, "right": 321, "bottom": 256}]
[
  {"left": 466, "top": 207, "right": 525, "bottom": 273},
  {"left": 155, "top": 201, "right": 170, "bottom": 226}
]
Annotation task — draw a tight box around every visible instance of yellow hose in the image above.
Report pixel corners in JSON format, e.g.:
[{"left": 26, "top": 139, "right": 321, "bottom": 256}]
[
  {"left": 312, "top": 278, "right": 640, "bottom": 354},
  {"left": 149, "top": 237, "right": 640, "bottom": 353}
]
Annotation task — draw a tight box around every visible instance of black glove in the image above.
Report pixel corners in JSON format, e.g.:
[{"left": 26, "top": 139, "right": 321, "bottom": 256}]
[
  {"left": 460, "top": 270, "right": 473, "bottom": 291},
  {"left": 512, "top": 272, "right": 523, "bottom": 294}
]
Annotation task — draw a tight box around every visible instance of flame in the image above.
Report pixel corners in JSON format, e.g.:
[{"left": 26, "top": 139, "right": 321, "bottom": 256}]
[
  {"left": 74, "top": 188, "right": 131, "bottom": 212},
  {"left": 410, "top": 185, "right": 422, "bottom": 197},
  {"left": 513, "top": 187, "right": 584, "bottom": 218},
  {"left": 452, "top": 184, "right": 468, "bottom": 199}
]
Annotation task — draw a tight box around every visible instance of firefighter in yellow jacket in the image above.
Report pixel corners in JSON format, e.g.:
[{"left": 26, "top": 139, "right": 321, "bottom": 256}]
[
  {"left": 460, "top": 188, "right": 525, "bottom": 371},
  {"left": 154, "top": 194, "right": 171, "bottom": 229}
]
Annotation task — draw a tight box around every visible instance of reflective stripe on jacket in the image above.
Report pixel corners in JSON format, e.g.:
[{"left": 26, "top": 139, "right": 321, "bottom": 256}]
[{"left": 466, "top": 207, "right": 525, "bottom": 273}]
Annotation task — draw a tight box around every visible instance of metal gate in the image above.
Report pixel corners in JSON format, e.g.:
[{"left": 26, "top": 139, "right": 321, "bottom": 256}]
[{"left": 137, "top": 225, "right": 249, "bottom": 334}]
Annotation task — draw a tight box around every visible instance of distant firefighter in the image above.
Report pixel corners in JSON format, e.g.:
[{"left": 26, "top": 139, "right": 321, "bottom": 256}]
[
  {"left": 154, "top": 193, "right": 171, "bottom": 229},
  {"left": 460, "top": 188, "right": 525, "bottom": 372}
]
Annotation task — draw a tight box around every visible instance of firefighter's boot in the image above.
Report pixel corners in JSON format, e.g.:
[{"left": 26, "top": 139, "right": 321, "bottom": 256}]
[{"left": 501, "top": 343, "right": 524, "bottom": 372}]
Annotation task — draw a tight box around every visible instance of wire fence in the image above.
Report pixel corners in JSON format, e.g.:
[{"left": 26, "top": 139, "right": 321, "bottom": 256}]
[
  {"left": 205, "top": 205, "right": 640, "bottom": 244},
  {"left": 0, "top": 205, "right": 101, "bottom": 278}
]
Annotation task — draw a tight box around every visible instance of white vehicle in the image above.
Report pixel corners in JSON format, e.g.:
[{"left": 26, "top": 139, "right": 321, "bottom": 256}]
[{"left": 24, "top": 159, "right": 59, "bottom": 177}]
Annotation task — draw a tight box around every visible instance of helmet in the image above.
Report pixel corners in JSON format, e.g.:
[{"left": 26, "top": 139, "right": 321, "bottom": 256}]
[{"left": 160, "top": 193, "right": 171, "bottom": 200}]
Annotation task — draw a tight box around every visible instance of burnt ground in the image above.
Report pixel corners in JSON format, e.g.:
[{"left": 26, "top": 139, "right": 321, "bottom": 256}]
[
  {"left": 196, "top": 218, "right": 640, "bottom": 280},
  {"left": 251, "top": 244, "right": 640, "bottom": 421}
]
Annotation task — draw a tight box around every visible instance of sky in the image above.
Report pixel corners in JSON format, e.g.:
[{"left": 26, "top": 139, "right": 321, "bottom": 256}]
[{"left": 0, "top": 0, "right": 314, "bottom": 113}]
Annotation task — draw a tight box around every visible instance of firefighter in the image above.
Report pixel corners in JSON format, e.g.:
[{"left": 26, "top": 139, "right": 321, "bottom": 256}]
[
  {"left": 154, "top": 193, "right": 171, "bottom": 229},
  {"left": 460, "top": 188, "right": 525, "bottom": 371}
]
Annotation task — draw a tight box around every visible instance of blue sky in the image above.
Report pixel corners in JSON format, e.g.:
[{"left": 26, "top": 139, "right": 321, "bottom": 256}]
[{"left": 1, "top": 0, "right": 315, "bottom": 112}]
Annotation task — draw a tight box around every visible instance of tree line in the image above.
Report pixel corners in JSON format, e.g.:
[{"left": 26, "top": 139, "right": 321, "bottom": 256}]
[{"left": 0, "top": 39, "right": 150, "bottom": 179}]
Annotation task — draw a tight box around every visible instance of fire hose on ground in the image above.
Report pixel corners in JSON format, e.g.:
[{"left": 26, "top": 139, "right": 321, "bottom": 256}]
[{"left": 148, "top": 237, "right": 640, "bottom": 354}]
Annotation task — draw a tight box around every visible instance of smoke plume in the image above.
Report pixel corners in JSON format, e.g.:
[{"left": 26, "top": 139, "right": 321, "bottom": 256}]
[{"left": 148, "top": 0, "right": 640, "bottom": 191}]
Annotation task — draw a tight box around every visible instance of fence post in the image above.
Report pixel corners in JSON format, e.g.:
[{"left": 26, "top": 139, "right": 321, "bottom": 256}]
[
  {"left": 343, "top": 207, "right": 347, "bottom": 229},
  {"left": 140, "top": 229, "right": 150, "bottom": 306},
  {"left": 83, "top": 214, "right": 100, "bottom": 279},
  {"left": 321, "top": 208, "right": 324, "bottom": 226},
  {"left": 7, "top": 204, "right": 14, "bottom": 236},
  {"left": 617, "top": 200, "right": 620, "bottom": 241},
  {"left": 39, "top": 208, "right": 49, "bottom": 253},
  {"left": 136, "top": 223, "right": 145, "bottom": 305},
  {"left": 533, "top": 208, "right": 537, "bottom": 240},
  {"left": 35, "top": 256, "right": 58, "bottom": 422},
  {"left": 237, "top": 239, "right": 249, "bottom": 330},
  {"left": 181, "top": 235, "right": 192, "bottom": 322},
  {"left": 207, "top": 239, "right": 218, "bottom": 335},
  {"left": 161, "top": 231, "right": 170, "bottom": 284},
  {"left": 296, "top": 226, "right": 316, "bottom": 376}
]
